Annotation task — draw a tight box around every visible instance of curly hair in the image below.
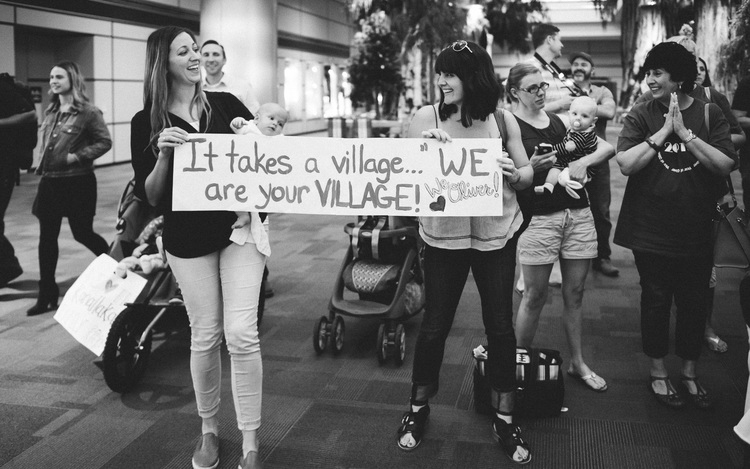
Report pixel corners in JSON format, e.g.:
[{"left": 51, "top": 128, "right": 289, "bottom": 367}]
[
  {"left": 642, "top": 42, "right": 697, "bottom": 94},
  {"left": 435, "top": 41, "right": 500, "bottom": 127}
]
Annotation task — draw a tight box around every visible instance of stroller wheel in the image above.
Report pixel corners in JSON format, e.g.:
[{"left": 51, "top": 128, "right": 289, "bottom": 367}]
[
  {"left": 102, "top": 306, "right": 153, "bottom": 393},
  {"left": 313, "top": 315, "right": 330, "bottom": 354},
  {"left": 394, "top": 324, "right": 406, "bottom": 366},
  {"left": 376, "top": 323, "right": 389, "bottom": 364},
  {"left": 331, "top": 316, "right": 345, "bottom": 355}
]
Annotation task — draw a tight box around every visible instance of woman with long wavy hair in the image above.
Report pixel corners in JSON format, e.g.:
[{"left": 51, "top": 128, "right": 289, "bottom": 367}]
[
  {"left": 131, "top": 26, "right": 264, "bottom": 469},
  {"left": 27, "top": 61, "right": 111, "bottom": 316}
]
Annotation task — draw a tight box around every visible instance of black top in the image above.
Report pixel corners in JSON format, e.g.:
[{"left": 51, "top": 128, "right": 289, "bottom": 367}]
[
  {"left": 513, "top": 112, "right": 590, "bottom": 215},
  {"left": 130, "top": 91, "right": 253, "bottom": 258},
  {"left": 614, "top": 99, "right": 735, "bottom": 257}
]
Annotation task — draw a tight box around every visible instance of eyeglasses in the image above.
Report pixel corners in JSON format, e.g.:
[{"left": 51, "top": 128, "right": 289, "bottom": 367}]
[
  {"left": 518, "top": 82, "right": 550, "bottom": 95},
  {"left": 446, "top": 40, "right": 473, "bottom": 54}
]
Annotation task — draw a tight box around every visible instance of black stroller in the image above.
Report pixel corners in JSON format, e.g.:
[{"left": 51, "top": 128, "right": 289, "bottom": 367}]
[
  {"left": 101, "top": 179, "right": 266, "bottom": 393},
  {"left": 312, "top": 216, "right": 425, "bottom": 365}
]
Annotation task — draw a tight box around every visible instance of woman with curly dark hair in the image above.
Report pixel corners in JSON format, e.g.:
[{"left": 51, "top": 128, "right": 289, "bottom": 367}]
[{"left": 615, "top": 41, "right": 736, "bottom": 410}]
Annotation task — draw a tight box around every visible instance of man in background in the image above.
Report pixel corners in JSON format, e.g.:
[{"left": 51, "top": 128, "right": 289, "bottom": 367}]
[
  {"left": 568, "top": 52, "right": 619, "bottom": 277},
  {"left": 527, "top": 23, "right": 576, "bottom": 118},
  {"left": 201, "top": 39, "right": 260, "bottom": 114}
]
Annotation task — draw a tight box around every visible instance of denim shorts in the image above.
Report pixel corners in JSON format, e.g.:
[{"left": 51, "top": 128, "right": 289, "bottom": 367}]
[{"left": 518, "top": 207, "right": 598, "bottom": 265}]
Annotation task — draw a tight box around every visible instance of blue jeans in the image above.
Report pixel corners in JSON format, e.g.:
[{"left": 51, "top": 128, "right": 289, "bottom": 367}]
[
  {"left": 412, "top": 238, "right": 518, "bottom": 398},
  {"left": 586, "top": 161, "right": 613, "bottom": 260},
  {"left": 633, "top": 250, "right": 712, "bottom": 361}
]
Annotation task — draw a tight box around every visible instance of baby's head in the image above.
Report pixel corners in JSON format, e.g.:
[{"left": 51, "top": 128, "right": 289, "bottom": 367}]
[
  {"left": 255, "top": 102, "right": 289, "bottom": 136},
  {"left": 568, "top": 96, "right": 597, "bottom": 131}
]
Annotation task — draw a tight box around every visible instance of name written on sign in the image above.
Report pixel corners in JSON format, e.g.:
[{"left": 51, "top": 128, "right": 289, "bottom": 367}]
[{"left": 172, "top": 135, "right": 505, "bottom": 217}]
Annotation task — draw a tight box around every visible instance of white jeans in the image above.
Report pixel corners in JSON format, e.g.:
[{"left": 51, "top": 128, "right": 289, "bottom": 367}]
[{"left": 167, "top": 242, "right": 265, "bottom": 431}]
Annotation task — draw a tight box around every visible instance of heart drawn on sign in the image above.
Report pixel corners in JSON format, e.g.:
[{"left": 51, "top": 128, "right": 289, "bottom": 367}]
[
  {"left": 429, "top": 196, "right": 446, "bottom": 212},
  {"left": 104, "top": 278, "right": 118, "bottom": 293}
]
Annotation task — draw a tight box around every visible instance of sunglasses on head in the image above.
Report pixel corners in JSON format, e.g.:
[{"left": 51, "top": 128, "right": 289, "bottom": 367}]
[{"left": 445, "top": 40, "right": 473, "bottom": 54}]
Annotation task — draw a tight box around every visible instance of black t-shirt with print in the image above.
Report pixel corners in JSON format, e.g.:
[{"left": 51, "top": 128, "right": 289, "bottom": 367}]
[{"left": 614, "top": 99, "right": 736, "bottom": 257}]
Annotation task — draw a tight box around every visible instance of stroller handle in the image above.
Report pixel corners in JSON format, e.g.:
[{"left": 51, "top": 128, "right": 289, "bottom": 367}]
[{"left": 344, "top": 223, "right": 419, "bottom": 240}]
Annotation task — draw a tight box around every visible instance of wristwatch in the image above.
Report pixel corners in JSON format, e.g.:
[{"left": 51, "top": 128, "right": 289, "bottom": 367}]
[{"left": 682, "top": 129, "right": 697, "bottom": 144}]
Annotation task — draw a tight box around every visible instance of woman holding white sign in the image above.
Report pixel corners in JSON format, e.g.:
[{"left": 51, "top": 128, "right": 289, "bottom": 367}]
[
  {"left": 395, "top": 40, "right": 534, "bottom": 464},
  {"left": 507, "top": 62, "right": 614, "bottom": 393},
  {"left": 130, "top": 27, "right": 263, "bottom": 469}
]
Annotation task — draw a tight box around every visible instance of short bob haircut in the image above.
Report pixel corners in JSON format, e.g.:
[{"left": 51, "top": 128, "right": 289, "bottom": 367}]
[
  {"left": 505, "top": 62, "right": 542, "bottom": 103},
  {"left": 642, "top": 42, "right": 697, "bottom": 94},
  {"left": 435, "top": 40, "right": 500, "bottom": 127}
]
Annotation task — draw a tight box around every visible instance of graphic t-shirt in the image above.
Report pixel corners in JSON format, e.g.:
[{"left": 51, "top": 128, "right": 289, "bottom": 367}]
[{"left": 614, "top": 99, "right": 736, "bottom": 257}]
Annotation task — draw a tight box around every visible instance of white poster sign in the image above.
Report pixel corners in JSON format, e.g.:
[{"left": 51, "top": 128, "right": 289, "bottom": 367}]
[
  {"left": 172, "top": 135, "right": 504, "bottom": 216},
  {"left": 54, "top": 254, "right": 147, "bottom": 356}
]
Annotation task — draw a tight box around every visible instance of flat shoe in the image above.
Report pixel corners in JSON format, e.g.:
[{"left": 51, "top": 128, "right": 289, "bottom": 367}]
[
  {"left": 649, "top": 376, "right": 686, "bottom": 409},
  {"left": 492, "top": 418, "right": 532, "bottom": 465},
  {"left": 192, "top": 433, "right": 220, "bottom": 469},
  {"left": 396, "top": 405, "right": 430, "bottom": 451},
  {"left": 680, "top": 375, "right": 714, "bottom": 410},
  {"left": 567, "top": 369, "right": 608, "bottom": 392},
  {"left": 705, "top": 335, "right": 728, "bottom": 354},
  {"left": 238, "top": 451, "right": 262, "bottom": 469}
]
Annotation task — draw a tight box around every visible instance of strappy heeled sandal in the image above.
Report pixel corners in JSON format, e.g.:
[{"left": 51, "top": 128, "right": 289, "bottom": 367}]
[
  {"left": 492, "top": 418, "right": 532, "bottom": 465},
  {"left": 680, "top": 375, "right": 714, "bottom": 410},
  {"left": 649, "top": 376, "right": 686, "bottom": 409},
  {"left": 396, "top": 405, "right": 430, "bottom": 451}
]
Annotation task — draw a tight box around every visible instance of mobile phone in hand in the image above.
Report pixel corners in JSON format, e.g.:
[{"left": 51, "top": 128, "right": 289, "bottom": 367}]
[{"left": 536, "top": 143, "right": 554, "bottom": 154}]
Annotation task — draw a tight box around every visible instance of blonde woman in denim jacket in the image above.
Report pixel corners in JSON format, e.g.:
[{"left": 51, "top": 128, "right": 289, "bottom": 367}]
[{"left": 27, "top": 61, "right": 111, "bottom": 316}]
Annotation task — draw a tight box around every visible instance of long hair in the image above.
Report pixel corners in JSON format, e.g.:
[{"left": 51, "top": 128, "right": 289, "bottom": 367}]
[
  {"left": 505, "top": 63, "right": 542, "bottom": 103},
  {"left": 697, "top": 57, "right": 712, "bottom": 87},
  {"left": 46, "top": 61, "right": 89, "bottom": 114},
  {"left": 435, "top": 41, "right": 500, "bottom": 127},
  {"left": 143, "top": 26, "right": 210, "bottom": 155}
]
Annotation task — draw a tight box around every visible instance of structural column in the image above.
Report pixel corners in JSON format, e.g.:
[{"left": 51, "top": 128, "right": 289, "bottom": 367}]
[{"left": 200, "top": 0, "right": 277, "bottom": 104}]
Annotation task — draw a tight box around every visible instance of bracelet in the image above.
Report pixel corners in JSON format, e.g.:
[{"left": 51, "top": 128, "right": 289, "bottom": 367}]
[
  {"left": 682, "top": 129, "right": 697, "bottom": 144},
  {"left": 645, "top": 138, "right": 661, "bottom": 152}
]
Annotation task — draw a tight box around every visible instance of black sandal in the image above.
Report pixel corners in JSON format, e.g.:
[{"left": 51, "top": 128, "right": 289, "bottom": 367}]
[
  {"left": 649, "top": 376, "right": 686, "bottom": 409},
  {"left": 396, "top": 405, "right": 430, "bottom": 451},
  {"left": 492, "top": 418, "right": 532, "bottom": 465},
  {"left": 680, "top": 375, "right": 714, "bottom": 410}
]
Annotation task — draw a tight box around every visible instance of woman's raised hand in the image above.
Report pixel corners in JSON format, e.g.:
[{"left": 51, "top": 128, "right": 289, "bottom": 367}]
[
  {"left": 157, "top": 127, "right": 190, "bottom": 159},
  {"left": 421, "top": 128, "right": 452, "bottom": 143}
]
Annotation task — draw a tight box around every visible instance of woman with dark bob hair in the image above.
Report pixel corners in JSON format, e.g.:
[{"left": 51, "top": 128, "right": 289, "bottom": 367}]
[
  {"left": 395, "top": 40, "right": 534, "bottom": 464},
  {"left": 615, "top": 41, "right": 735, "bottom": 410}
]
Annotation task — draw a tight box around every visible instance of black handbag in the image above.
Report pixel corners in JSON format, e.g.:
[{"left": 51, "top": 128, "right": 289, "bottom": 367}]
[
  {"left": 472, "top": 345, "right": 564, "bottom": 418},
  {"left": 713, "top": 177, "right": 750, "bottom": 269}
]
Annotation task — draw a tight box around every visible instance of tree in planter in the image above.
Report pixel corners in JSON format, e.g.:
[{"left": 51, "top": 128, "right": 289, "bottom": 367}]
[
  {"left": 716, "top": 0, "right": 750, "bottom": 94},
  {"left": 485, "top": 0, "right": 545, "bottom": 55},
  {"left": 348, "top": 10, "right": 404, "bottom": 119}
]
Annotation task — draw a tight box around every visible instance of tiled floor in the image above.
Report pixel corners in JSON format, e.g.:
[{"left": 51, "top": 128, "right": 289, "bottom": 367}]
[{"left": 1, "top": 126, "right": 749, "bottom": 468}]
